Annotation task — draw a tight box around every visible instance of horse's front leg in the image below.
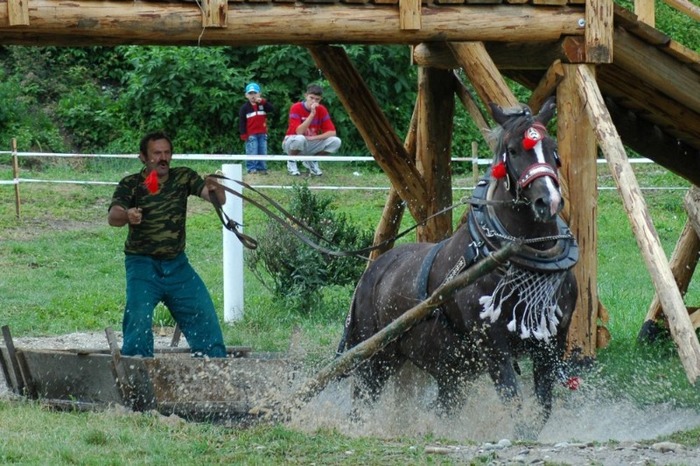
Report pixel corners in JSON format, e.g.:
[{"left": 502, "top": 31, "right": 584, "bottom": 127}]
[
  {"left": 486, "top": 352, "right": 521, "bottom": 403},
  {"left": 531, "top": 346, "right": 558, "bottom": 421}
]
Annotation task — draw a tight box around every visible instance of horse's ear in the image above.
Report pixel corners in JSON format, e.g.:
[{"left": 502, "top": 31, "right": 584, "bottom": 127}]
[
  {"left": 489, "top": 102, "right": 509, "bottom": 126},
  {"left": 536, "top": 97, "right": 557, "bottom": 125}
]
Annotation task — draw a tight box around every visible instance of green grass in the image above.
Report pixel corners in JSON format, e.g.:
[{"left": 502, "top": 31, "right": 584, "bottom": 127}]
[{"left": 1, "top": 157, "right": 700, "bottom": 462}]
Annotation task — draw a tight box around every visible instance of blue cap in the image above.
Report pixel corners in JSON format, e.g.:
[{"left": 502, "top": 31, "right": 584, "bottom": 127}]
[{"left": 245, "top": 82, "right": 260, "bottom": 94}]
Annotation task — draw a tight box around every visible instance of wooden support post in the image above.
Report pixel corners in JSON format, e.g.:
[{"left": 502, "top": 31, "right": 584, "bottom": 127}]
[
  {"left": 12, "top": 138, "right": 20, "bottom": 219},
  {"left": 558, "top": 65, "right": 599, "bottom": 360},
  {"left": 447, "top": 42, "right": 519, "bottom": 109},
  {"left": 7, "top": 0, "right": 29, "bottom": 26},
  {"left": 574, "top": 64, "right": 700, "bottom": 383},
  {"left": 634, "top": 0, "right": 655, "bottom": 26},
  {"left": 1, "top": 325, "right": 25, "bottom": 395},
  {"left": 416, "top": 67, "right": 455, "bottom": 242},
  {"left": 308, "top": 45, "right": 429, "bottom": 223},
  {"left": 585, "top": 0, "right": 614, "bottom": 63},
  {"left": 201, "top": 0, "right": 228, "bottom": 28},
  {"left": 399, "top": 0, "right": 421, "bottom": 30},
  {"left": 274, "top": 241, "right": 521, "bottom": 416},
  {"left": 641, "top": 221, "right": 700, "bottom": 328}
]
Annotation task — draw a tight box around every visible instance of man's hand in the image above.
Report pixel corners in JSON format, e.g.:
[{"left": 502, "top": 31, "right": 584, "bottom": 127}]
[
  {"left": 203, "top": 176, "right": 227, "bottom": 206},
  {"left": 127, "top": 207, "right": 143, "bottom": 225}
]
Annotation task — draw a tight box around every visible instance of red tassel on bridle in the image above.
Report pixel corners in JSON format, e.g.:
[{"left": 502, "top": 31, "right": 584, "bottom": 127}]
[
  {"left": 491, "top": 161, "right": 507, "bottom": 179},
  {"left": 144, "top": 170, "right": 159, "bottom": 194}
]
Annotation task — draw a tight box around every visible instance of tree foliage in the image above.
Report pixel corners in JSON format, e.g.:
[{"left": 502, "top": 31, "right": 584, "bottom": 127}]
[{"left": 0, "top": 3, "right": 696, "bottom": 156}]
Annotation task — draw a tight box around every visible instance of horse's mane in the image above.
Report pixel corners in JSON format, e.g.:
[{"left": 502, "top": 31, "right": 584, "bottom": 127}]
[{"left": 487, "top": 104, "right": 537, "bottom": 163}]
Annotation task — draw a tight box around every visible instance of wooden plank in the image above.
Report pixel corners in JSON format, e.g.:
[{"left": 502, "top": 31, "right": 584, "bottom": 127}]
[
  {"left": 663, "top": 0, "right": 700, "bottom": 21},
  {"left": 7, "top": 0, "right": 29, "bottom": 26},
  {"left": 447, "top": 41, "right": 519, "bottom": 108},
  {"left": 415, "top": 67, "right": 454, "bottom": 242},
  {"left": 201, "top": 0, "right": 228, "bottom": 28},
  {"left": 399, "top": 0, "right": 421, "bottom": 30},
  {"left": 1, "top": 325, "right": 25, "bottom": 395},
  {"left": 558, "top": 65, "right": 599, "bottom": 359},
  {"left": 614, "top": 5, "right": 670, "bottom": 46},
  {"left": 585, "top": 0, "right": 614, "bottom": 63},
  {"left": 574, "top": 64, "right": 700, "bottom": 383}
]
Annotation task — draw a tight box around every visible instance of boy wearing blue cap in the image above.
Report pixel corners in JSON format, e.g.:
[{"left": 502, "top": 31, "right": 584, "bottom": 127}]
[{"left": 239, "top": 82, "right": 274, "bottom": 174}]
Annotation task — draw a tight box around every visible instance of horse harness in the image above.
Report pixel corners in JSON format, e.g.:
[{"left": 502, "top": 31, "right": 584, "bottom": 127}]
[{"left": 415, "top": 178, "right": 578, "bottom": 308}]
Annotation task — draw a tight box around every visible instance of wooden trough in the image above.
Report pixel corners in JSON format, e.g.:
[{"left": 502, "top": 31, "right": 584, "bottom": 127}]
[{"left": 0, "top": 326, "right": 297, "bottom": 422}]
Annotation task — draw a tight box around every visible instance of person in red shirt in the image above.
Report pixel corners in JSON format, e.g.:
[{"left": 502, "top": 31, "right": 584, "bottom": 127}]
[
  {"left": 282, "top": 83, "right": 341, "bottom": 176},
  {"left": 239, "top": 82, "right": 274, "bottom": 174}
]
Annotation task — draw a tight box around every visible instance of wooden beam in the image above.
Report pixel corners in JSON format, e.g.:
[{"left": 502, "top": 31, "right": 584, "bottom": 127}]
[
  {"left": 452, "top": 71, "right": 492, "bottom": 146},
  {"left": 528, "top": 59, "right": 564, "bottom": 113},
  {"left": 602, "top": 96, "right": 700, "bottom": 186},
  {"left": 415, "top": 67, "right": 455, "bottom": 242},
  {"left": 413, "top": 38, "right": 586, "bottom": 70},
  {"left": 613, "top": 27, "right": 700, "bottom": 115},
  {"left": 574, "top": 64, "right": 700, "bottom": 383},
  {"left": 308, "top": 45, "right": 429, "bottom": 222},
  {"left": 0, "top": 3, "right": 585, "bottom": 46},
  {"left": 642, "top": 193, "right": 700, "bottom": 325},
  {"left": 585, "top": 0, "right": 614, "bottom": 63},
  {"left": 558, "top": 65, "right": 599, "bottom": 360},
  {"left": 447, "top": 42, "right": 519, "bottom": 108},
  {"left": 368, "top": 101, "right": 418, "bottom": 263}
]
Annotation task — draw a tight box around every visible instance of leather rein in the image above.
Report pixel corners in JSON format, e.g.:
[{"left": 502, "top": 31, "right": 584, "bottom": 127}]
[{"left": 206, "top": 174, "right": 465, "bottom": 260}]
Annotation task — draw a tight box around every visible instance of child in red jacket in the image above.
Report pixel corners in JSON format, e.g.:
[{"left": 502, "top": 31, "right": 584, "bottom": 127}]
[{"left": 239, "top": 82, "right": 274, "bottom": 174}]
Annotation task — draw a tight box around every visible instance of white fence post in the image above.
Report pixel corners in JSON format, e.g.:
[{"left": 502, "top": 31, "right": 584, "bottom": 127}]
[{"left": 222, "top": 164, "right": 244, "bottom": 323}]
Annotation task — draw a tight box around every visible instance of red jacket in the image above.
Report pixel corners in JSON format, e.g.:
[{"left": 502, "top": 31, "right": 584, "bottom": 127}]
[{"left": 239, "top": 99, "right": 274, "bottom": 140}]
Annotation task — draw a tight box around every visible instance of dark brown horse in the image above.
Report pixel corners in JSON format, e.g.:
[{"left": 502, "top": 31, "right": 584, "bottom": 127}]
[{"left": 337, "top": 98, "right": 579, "bottom": 433}]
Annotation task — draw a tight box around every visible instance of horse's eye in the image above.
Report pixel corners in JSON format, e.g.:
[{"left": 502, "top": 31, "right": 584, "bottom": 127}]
[{"left": 508, "top": 147, "right": 518, "bottom": 156}]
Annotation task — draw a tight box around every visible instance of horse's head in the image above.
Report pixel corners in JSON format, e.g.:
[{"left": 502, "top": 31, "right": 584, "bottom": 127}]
[{"left": 488, "top": 97, "right": 562, "bottom": 222}]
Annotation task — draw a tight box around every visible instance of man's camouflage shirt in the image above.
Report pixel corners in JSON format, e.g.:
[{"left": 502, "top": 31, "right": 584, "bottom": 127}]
[{"left": 109, "top": 166, "right": 206, "bottom": 259}]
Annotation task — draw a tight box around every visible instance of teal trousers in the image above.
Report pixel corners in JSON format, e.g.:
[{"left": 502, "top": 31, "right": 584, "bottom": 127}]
[{"left": 122, "top": 252, "right": 226, "bottom": 358}]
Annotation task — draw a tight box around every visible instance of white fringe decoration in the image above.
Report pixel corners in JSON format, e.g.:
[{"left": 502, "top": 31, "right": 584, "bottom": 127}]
[{"left": 479, "top": 265, "right": 567, "bottom": 342}]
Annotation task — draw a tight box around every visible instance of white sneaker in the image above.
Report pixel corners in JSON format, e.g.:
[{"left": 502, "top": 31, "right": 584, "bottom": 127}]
[
  {"left": 287, "top": 160, "right": 300, "bottom": 176},
  {"left": 303, "top": 161, "right": 323, "bottom": 176}
]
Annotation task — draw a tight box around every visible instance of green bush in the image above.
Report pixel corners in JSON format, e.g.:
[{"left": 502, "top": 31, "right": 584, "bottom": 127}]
[{"left": 246, "top": 184, "right": 373, "bottom": 311}]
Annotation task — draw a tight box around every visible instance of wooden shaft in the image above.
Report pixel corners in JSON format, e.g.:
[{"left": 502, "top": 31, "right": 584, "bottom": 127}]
[{"left": 276, "top": 241, "right": 521, "bottom": 416}]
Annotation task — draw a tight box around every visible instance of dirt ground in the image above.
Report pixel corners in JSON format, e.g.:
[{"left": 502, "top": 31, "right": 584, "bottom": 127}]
[{"left": 3, "top": 331, "right": 700, "bottom": 466}]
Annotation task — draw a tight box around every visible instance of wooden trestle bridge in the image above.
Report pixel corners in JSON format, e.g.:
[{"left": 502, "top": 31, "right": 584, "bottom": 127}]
[{"left": 1, "top": 0, "right": 699, "bottom": 381}]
